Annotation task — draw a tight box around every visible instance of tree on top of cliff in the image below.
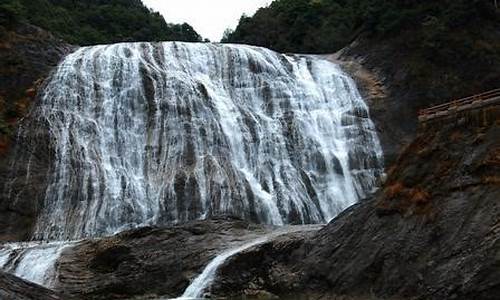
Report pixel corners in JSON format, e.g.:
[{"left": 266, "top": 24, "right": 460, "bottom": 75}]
[
  {"left": 222, "top": 0, "right": 499, "bottom": 54},
  {"left": 1, "top": 0, "right": 202, "bottom": 45},
  {"left": 0, "top": 0, "right": 25, "bottom": 26}
]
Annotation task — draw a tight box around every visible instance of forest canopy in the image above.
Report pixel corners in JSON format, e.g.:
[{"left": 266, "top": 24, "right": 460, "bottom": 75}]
[
  {"left": 0, "top": 0, "right": 202, "bottom": 45},
  {"left": 222, "top": 0, "right": 499, "bottom": 54}
]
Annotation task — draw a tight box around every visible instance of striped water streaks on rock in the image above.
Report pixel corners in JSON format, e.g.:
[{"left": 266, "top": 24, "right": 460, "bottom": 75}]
[{"left": 8, "top": 42, "right": 383, "bottom": 240}]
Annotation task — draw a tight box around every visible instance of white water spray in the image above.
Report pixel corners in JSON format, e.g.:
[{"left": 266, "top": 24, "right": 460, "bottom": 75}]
[
  {"left": 173, "top": 225, "right": 322, "bottom": 299},
  {"left": 180, "top": 236, "right": 269, "bottom": 299},
  {"left": 8, "top": 42, "right": 383, "bottom": 241},
  {"left": 0, "top": 241, "right": 71, "bottom": 287}
]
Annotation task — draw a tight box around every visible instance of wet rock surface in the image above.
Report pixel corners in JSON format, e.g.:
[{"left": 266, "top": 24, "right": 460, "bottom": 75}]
[
  {"left": 1, "top": 42, "right": 383, "bottom": 242},
  {"left": 2, "top": 106, "right": 498, "bottom": 300},
  {"left": 0, "top": 22, "right": 72, "bottom": 242},
  {"left": 54, "top": 218, "right": 277, "bottom": 299},
  {"left": 0, "top": 271, "right": 66, "bottom": 300},
  {"left": 209, "top": 106, "right": 500, "bottom": 300}
]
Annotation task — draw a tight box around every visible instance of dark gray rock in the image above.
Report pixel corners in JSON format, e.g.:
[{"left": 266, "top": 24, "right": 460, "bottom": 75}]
[
  {"left": 0, "top": 22, "right": 72, "bottom": 241},
  {"left": 54, "top": 218, "right": 275, "bottom": 300},
  {"left": 209, "top": 105, "right": 500, "bottom": 300},
  {"left": 331, "top": 28, "right": 500, "bottom": 167},
  {"left": 0, "top": 271, "right": 67, "bottom": 300}
]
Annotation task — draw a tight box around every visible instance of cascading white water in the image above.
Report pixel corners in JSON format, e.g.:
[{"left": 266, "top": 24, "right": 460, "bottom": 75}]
[
  {"left": 11, "top": 42, "right": 382, "bottom": 241},
  {"left": 172, "top": 225, "right": 323, "bottom": 299},
  {"left": 1, "top": 41, "right": 383, "bottom": 293},
  {"left": 0, "top": 242, "right": 71, "bottom": 287},
  {"left": 179, "top": 236, "right": 270, "bottom": 299}
]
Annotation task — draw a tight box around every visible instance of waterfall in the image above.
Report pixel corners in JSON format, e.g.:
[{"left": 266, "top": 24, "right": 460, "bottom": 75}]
[
  {"left": 0, "top": 242, "right": 71, "bottom": 287},
  {"left": 8, "top": 42, "right": 383, "bottom": 241},
  {"left": 173, "top": 225, "right": 322, "bottom": 299},
  {"left": 179, "top": 236, "right": 270, "bottom": 299}
]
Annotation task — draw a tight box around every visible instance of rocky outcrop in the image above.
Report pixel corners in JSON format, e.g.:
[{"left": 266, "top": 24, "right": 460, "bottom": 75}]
[
  {"left": 53, "top": 218, "right": 277, "bottom": 299},
  {"left": 334, "top": 26, "right": 500, "bottom": 167},
  {"left": 208, "top": 105, "right": 500, "bottom": 299},
  {"left": 0, "top": 271, "right": 66, "bottom": 300},
  {"left": 42, "top": 218, "right": 323, "bottom": 300},
  {"left": 0, "top": 22, "right": 72, "bottom": 137},
  {"left": 0, "top": 22, "right": 72, "bottom": 241}
]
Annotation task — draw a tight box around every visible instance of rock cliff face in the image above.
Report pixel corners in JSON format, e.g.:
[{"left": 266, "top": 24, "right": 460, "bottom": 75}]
[
  {"left": 335, "top": 27, "right": 500, "bottom": 166},
  {"left": 0, "top": 22, "right": 72, "bottom": 241},
  {"left": 0, "top": 41, "right": 384, "bottom": 242},
  {"left": 208, "top": 105, "right": 500, "bottom": 299},
  {"left": 0, "top": 271, "right": 66, "bottom": 300},
  {"left": 0, "top": 22, "right": 72, "bottom": 140}
]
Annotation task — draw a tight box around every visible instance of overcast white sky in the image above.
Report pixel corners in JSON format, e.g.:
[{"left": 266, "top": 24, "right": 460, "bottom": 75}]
[{"left": 141, "top": 0, "right": 272, "bottom": 42}]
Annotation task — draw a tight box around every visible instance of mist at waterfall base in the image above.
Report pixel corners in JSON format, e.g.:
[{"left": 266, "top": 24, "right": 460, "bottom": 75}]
[{"left": 1, "top": 42, "right": 383, "bottom": 296}]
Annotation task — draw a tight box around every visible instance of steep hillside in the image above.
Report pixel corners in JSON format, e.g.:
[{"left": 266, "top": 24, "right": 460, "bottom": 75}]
[
  {"left": 1, "top": 0, "right": 202, "bottom": 45},
  {"left": 224, "top": 0, "right": 500, "bottom": 164},
  {"left": 224, "top": 0, "right": 498, "bottom": 55},
  {"left": 0, "top": 22, "right": 71, "bottom": 151}
]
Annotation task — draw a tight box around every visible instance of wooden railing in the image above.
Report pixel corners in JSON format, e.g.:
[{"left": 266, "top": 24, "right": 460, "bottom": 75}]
[{"left": 419, "top": 88, "right": 500, "bottom": 122}]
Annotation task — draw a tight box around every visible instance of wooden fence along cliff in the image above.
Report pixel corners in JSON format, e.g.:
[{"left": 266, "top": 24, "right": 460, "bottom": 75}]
[{"left": 419, "top": 88, "right": 500, "bottom": 122}]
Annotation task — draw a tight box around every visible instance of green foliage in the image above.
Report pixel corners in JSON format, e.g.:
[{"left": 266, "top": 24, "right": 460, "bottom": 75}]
[
  {"left": 2, "top": 0, "right": 202, "bottom": 45},
  {"left": 223, "top": 0, "right": 500, "bottom": 107},
  {"left": 223, "top": 0, "right": 500, "bottom": 54},
  {"left": 0, "top": 0, "right": 26, "bottom": 26}
]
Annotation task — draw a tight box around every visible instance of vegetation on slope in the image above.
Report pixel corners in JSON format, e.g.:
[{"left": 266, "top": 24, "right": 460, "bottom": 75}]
[
  {"left": 223, "top": 0, "right": 499, "bottom": 54},
  {"left": 0, "top": 0, "right": 202, "bottom": 45}
]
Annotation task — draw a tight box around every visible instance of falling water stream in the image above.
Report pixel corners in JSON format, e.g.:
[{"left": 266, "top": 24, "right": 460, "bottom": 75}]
[
  {"left": 1, "top": 42, "right": 383, "bottom": 290},
  {"left": 170, "top": 225, "right": 322, "bottom": 299},
  {"left": 0, "top": 241, "right": 71, "bottom": 287},
  {"left": 179, "top": 236, "right": 270, "bottom": 299}
]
